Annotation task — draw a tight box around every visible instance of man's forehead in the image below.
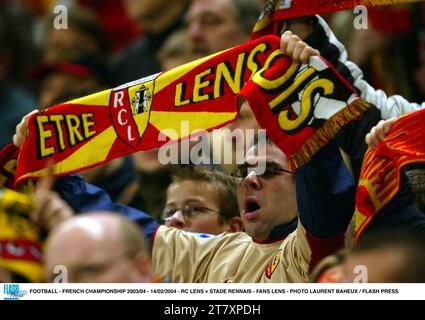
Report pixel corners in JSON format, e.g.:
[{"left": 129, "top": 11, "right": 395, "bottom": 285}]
[
  {"left": 244, "top": 143, "right": 287, "bottom": 165},
  {"left": 187, "top": 0, "right": 235, "bottom": 16}
]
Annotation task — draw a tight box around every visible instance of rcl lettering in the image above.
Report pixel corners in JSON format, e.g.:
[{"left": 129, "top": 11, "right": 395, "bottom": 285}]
[
  {"left": 174, "top": 43, "right": 272, "bottom": 106},
  {"left": 36, "top": 113, "right": 96, "bottom": 158}
]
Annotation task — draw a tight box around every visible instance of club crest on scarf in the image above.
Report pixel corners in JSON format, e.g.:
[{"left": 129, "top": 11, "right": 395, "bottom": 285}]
[{"left": 110, "top": 75, "right": 157, "bottom": 149}]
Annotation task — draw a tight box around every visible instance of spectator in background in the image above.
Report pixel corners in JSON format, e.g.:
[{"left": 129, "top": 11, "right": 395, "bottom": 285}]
[
  {"left": 310, "top": 249, "right": 346, "bottom": 283},
  {"left": 29, "top": 54, "right": 109, "bottom": 109},
  {"left": 76, "top": 0, "right": 142, "bottom": 52},
  {"left": 0, "top": 7, "right": 37, "bottom": 148},
  {"left": 348, "top": 4, "right": 425, "bottom": 104},
  {"left": 45, "top": 212, "right": 155, "bottom": 283},
  {"left": 349, "top": 7, "right": 408, "bottom": 98},
  {"left": 163, "top": 166, "right": 243, "bottom": 234},
  {"left": 312, "top": 231, "right": 425, "bottom": 283},
  {"left": 158, "top": 29, "right": 200, "bottom": 70},
  {"left": 186, "top": 0, "right": 261, "bottom": 57},
  {"left": 43, "top": 8, "right": 109, "bottom": 62},
  {"left": 343, "top": 231, "right": 425, "bottom": 283},
  {"left": 406, "top": 169, "right": 425, "bottom": 214},
  {"left": 111, "top": 0, "right": 189, "bottom": 85}
]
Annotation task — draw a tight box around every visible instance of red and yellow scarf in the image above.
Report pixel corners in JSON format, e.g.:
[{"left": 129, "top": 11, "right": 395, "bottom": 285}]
[
  {"left": 353, "top": 109, "right": 425, "bottom": 242},
  {"left": 0, "top": 189, "right": 44, "bottom": 282},
  {"left": 12, "top": 35, "right": 371, "bottom": 181},
  {"left": 16, "top": 36, "right": 283, "bottom": 183},
  {"left": 252, "top": 0, "right": 422, "bottom": 39}
]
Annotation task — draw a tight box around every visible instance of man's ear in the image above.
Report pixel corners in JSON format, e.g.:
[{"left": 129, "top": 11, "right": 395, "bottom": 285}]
[
  {"left": 135, "top": 252, "right": 154, "bottom": 282},
  {"left": 226, "top": 216, "right": 244, "bottom": 233}
]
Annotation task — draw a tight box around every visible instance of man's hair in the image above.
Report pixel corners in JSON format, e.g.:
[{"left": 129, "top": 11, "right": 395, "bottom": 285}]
[
  {"left": 170, "top": 166, "right": 240, "bottom": 223},
  {"left": 231, "top": 0, "right": 262, "bottom": 35},
  {"left": 353, "top": 230, "right": 425, "bottom": 283},
  {"left": 406, "top": 169, "right": 425, "bottom": 213}
]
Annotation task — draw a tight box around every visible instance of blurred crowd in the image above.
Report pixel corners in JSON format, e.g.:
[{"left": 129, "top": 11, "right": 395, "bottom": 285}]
[{"left": 0, "top": 0, "right": 424, "bottom": 284}]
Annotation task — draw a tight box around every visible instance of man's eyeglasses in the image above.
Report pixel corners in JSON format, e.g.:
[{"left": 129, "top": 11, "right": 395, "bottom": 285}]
[
  {"left": 231, "top": 163, "right": 294, "bottom": 181},
  {"left": 162, "top": 205, "right": 219, "bottom": 222}
]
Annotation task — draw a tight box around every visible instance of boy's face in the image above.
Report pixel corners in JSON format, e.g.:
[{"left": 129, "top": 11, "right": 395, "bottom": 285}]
[{"left": 164, "top": 180, "right": 230, "bottom": 235}]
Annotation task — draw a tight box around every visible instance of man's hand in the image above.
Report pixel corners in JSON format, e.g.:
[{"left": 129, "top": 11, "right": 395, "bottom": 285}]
[
  {"left": 32, "top": 163, "right": 74, "bottom": 232},
  {"left": 13, "top": 109, "right": 38, "bottom": 148},
  {"left": 280, "top": 30, "right": 320, "bottom": 64},
  {"left": 365, "top": 118, "right": 398, "bottom": 149}
]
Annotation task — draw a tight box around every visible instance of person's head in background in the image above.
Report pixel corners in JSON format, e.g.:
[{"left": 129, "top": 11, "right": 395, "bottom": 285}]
[
  {"left": 0, "top": 5, "right": 39, "bottom": 86},
  {"left": 29, "top": 54, "right": 109, "bottom": 109},
  {"left": 44, "top": 8, "right": 109, "bottom": 62},
  {"left": 123, "top": 0, "right": 188, "bottom": 33},
  {"left": 406, "top": 169, "right": 425, "bottom": 213},
  {"left": 315, "top": 230, "right": 425, "bottom": 283},
  {"left": 310, "top": 250, "right": 346, "bottom": 283},
  {"left": 158, "top": 29, "right": 200, "bottom": 70},
  {"left": 186, "top": 0, "right": 262, "bottom": 57},
  {"left": 343, "top": 230, "right": 425, "bottom": 283},
  {"left": 45, "top": 212, "right": 154, "bottom": 283},
  {"left": 164, "top": 166, "right": 243, "bottom": 234}
]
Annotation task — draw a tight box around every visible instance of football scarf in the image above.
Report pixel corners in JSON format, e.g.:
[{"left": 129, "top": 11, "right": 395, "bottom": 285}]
[
  {"left": 239, "top": 53, "right": 369, "bottom": 169},
  {"left": 353, "top": 109, "right": 425, "bottom": 242},
  {"left": 0, "top": 144, "right": 20, "bottom": 189},
  {"left": 252, "top": 0, "right": 422, "bottom": 39},
  {"left": 14, "top": 34, "right": 371, "bottom": 180},
  {"left": 16, "top": 36, "right": 283, "bottom": 183},
  {"left": 0, "top": 188, "right": 44, "bottom": 282}
]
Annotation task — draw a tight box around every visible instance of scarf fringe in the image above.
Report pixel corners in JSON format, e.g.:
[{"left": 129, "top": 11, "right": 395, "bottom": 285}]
[{"left": 292, "top": 99, "right": 370, "bottom": 168}]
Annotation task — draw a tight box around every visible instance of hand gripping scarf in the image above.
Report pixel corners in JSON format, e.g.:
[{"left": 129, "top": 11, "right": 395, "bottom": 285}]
[{"left": 353, "top": 109, "right": 425, "bottom": 242}]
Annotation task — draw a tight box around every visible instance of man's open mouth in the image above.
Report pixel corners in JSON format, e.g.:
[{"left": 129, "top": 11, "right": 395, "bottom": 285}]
[{"left": 243, "top": 198, "right": 261, "bottom": 220}]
